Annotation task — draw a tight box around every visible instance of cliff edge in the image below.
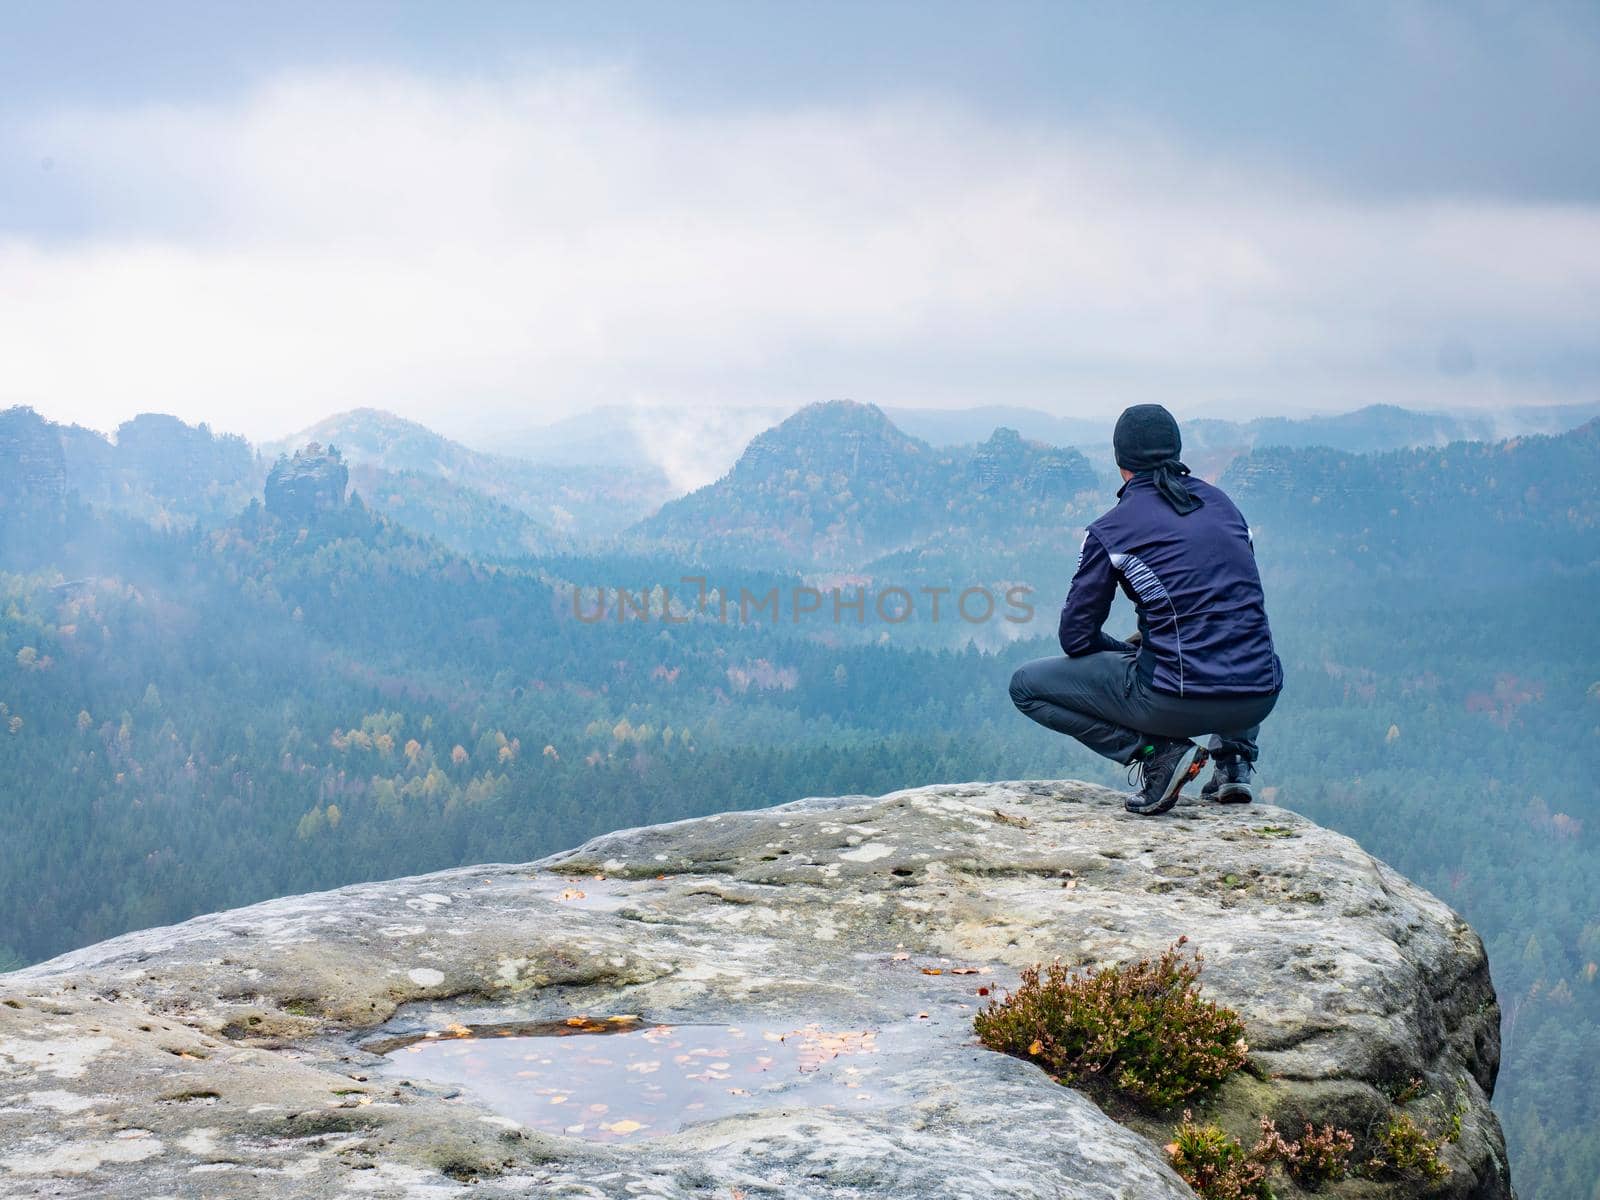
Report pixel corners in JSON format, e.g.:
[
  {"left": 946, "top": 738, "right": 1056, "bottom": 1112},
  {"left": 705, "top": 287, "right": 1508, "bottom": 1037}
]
[{"left": 0, "top": 781, "right": 1512, "bottom": 1198}]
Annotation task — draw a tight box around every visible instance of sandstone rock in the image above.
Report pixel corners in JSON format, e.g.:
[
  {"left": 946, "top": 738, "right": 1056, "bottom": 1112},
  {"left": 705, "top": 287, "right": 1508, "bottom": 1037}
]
[
  {"left": 966, "top": 427, "right": 1096, "bottom": 498},
  {"left": 0, "top": 781, "right": 1513, "bottom": 1198},
  {"left": 0, "top": 406, "right": 67, "bottom": 509},
  {"left": 264, "top": 442, "right": 348, "bottom": 523}
]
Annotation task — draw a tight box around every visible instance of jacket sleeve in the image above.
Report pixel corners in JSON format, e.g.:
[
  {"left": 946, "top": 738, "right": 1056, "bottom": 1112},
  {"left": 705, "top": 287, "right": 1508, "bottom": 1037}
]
[{"left": 1058, "top": 531, "right": 1130, "bottom": 656}]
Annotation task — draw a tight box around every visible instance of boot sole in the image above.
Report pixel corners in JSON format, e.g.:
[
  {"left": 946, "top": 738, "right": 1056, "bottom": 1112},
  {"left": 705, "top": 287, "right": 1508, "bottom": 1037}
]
[
  {"left": 1215, "top": 784, "right": 1253, "bottom": 804},
  {"left": 1126, "top": 746, "right": 1209, "bottom": 816}
]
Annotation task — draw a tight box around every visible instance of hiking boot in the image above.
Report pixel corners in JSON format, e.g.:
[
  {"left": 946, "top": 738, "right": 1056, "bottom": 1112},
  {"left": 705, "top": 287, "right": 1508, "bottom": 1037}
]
[
  {"left": 1200, "top": 756, "right": 1255, "bottom": 804},
  {"left": 1124, "top": 739, "right": 1209, "bottom": 816}
]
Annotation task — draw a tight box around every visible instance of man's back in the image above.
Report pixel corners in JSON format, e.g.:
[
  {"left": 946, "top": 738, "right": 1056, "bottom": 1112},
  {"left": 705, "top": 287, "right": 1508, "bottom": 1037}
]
[
  {"left": 1017, "top": 403, "right": 1282, "bottom": 813},
  {"left": 1083, "top": 475, "right": 1280, "bottom": 697}
]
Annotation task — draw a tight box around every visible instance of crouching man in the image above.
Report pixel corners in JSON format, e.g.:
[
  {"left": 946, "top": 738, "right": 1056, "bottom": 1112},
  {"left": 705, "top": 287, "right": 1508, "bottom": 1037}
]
[{"left": 1010, "top": 404, "right": 1283, "bottom": 815}]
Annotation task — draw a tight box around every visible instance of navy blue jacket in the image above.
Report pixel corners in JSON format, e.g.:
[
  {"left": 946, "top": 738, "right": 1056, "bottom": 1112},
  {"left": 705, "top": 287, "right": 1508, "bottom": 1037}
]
[{"left": 1059, "top": 474, "right": 1282, "bottom": 697}]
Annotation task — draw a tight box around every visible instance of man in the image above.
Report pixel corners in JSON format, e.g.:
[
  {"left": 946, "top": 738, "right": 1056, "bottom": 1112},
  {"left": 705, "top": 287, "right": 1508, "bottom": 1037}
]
[{"left": 1009, "top": 404, "right": 1282, "bottom": 815}]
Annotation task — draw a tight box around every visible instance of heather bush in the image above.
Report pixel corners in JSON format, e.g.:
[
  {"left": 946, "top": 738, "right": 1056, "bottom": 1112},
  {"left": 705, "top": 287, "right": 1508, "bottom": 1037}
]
[
  {"left": 973, "top": 937, "right": 1247, "bottom": 1107},
  {"left": 1255, "top": 1116, "right": 1356, "bottom": 1188},
  {"left": 1166, "top": 1112, "right": 1272, "bottom": 1200},
  {"left": 1372, "top": 1112, "right": 1451, "bottom": 1181}
]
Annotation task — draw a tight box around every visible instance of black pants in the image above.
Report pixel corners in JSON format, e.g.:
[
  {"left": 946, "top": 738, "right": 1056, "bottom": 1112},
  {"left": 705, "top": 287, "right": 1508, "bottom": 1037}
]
[{"left": 1010, "top": 651, "right": 1278, "bottom": 765}]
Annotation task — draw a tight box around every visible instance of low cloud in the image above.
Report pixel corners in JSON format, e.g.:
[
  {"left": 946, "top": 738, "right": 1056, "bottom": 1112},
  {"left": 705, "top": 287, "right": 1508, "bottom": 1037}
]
[{"left": 2, "top": 65, "right": 1597, "bottom": 442}]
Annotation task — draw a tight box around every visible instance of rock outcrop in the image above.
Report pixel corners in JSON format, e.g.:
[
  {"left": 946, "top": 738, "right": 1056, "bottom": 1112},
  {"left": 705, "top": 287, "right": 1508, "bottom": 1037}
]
[
  {"left": 113, "top": 413, "right": 258, "bottom": 502},
  {"left": 264, "top": 442, "right": 349, "bottom": 523},
  {"left": 0, "top": 406, "right": 67, "bottom": 509},
  {"left": 966, "top": 426, "right": 1096, "bottom": 498},
  {"left": 0, "top": 781, "right": 1512, "bottom": 1199}
]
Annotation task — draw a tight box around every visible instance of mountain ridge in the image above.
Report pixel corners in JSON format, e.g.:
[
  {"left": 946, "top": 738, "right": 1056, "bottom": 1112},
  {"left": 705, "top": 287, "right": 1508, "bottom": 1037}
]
[{"left": 632, "top": 400, "right": 1098, "bottom": 568}]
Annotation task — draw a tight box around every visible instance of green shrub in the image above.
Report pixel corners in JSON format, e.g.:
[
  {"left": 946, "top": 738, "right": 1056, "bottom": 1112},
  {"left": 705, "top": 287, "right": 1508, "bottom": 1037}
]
[
  {"left": 973, "top": 937, "right": 1247, "bottom": 1107},
  {"left": 1372, "top": 1113, "right": 1451, "bottom": 1181},
  {"left": 1166, "top": 1112, "right": 1272, "bottom": 1200}
]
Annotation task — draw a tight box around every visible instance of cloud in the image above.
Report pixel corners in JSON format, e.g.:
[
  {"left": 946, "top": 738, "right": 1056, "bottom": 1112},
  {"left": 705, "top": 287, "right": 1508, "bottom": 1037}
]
[{"left": 2, "top": 65, "right": 1598, "bottom": 443}]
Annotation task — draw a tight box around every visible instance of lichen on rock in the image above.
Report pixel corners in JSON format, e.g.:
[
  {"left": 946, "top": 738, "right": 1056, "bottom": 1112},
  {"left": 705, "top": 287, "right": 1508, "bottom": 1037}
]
[{"left": 0, "top": 780, "right": 1513, "bottom": 1198}]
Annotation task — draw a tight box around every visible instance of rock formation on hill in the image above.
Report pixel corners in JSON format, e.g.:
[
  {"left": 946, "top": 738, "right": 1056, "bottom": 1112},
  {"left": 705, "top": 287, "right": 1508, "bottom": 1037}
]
[
  {"left": 109, "top": 413, "right": 258, "bottom": 506},
  {"left": 0, "top": 781, "right": 1512, "bottom": 1199},
  {"left": 965, "top": 426, "right": 1096, "bottom": 498},
  {"left": 1, "top": 406, "right": 261, "bottom": 527},
  {"left": 0, "top": 407, "right": 67, "bottom": 508},
  {"left": 264, "top": 442, "right": 349, "bottom": 523}
]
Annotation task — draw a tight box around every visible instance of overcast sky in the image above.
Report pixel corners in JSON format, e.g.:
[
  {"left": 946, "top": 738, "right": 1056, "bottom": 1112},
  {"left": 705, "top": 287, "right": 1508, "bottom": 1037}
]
[{"left": 2, "top": 1, "right": 1598, "bottom": 441}]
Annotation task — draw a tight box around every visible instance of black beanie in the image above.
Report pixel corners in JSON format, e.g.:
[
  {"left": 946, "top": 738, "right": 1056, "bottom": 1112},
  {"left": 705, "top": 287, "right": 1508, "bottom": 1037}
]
[{"left": 1112, "top": 404, "right": 1202, "bottom": 514}]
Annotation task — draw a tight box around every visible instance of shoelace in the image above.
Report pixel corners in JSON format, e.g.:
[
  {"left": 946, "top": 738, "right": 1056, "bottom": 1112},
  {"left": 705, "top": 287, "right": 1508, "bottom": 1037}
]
[{"left": 1125, "top": 755, "right": 1150, "bottom": 789}]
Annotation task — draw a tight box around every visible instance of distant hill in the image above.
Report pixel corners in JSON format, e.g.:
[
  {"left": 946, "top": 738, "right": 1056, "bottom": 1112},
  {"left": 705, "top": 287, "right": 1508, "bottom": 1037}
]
[
  {"left": 1225, "top": 417, "right": 1599, "bottom": 527},
  {"left": 1177, "top": 405, "right": 1495, "bottom": 481},
  {"left": 1182, "top": 402, "right": 1600, "bottom": 478},
  {"left": 875, "top": 400, "right": 1600, "bottom": 477},
  {"left": 1222, "top": 418, "right": 1600, "bottom": 594},
  {"left": 264, "top": 408, "right": 474, "bottom": 477},
  {"left": 347, "top": 465, "right": 569, "bottom": 559},
  {"left": 266, "top": 408, "right": 675, "bottom": 538},
  {"left": 885, "top": 405, "right": 1109, "bottom": 448},
  {"left": 631, "top": 400, "right": 1097, "bottom": 568},
  {"left": 2, "top": 406, "right": 260, "bottom": 528},
  {"left": 466, "top": 399, "right": 1600, "bottom": 491}
]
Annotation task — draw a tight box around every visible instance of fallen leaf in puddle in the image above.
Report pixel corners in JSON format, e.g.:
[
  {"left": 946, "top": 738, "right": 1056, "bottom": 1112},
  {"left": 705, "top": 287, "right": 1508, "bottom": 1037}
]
[
  {"left": 558, "top": 889, "right": 586, "bottom": 901},
  {"left": 625, "top": 1061, "right": 661, "bottom": 1074},
  {"left": 921, "top": 968, "right": 943, "bottom": 975},
  {"left": 550, "top": 1095, "right": 568, "bottom": 1104},
  {"left": 604, "top": 1119, "right": 645, "bottom": 1134},
  {"left": 950, "top": 967, "right": 979, "bottom": 975},
  {"left": 891, "top": 952, "right": 910, "bottom": 961}
]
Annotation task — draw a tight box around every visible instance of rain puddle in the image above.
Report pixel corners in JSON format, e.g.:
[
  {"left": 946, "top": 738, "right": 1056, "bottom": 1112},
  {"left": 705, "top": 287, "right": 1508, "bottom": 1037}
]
[{"left": 368, "top": 1015, "right": 892, "bottom": 1142}]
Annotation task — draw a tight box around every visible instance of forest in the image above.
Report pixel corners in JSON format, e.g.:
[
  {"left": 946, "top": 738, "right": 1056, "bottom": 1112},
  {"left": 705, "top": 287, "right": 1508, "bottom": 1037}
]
[{"left": 1, "top": 402, "right": 1596, "bottom": 1198}]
